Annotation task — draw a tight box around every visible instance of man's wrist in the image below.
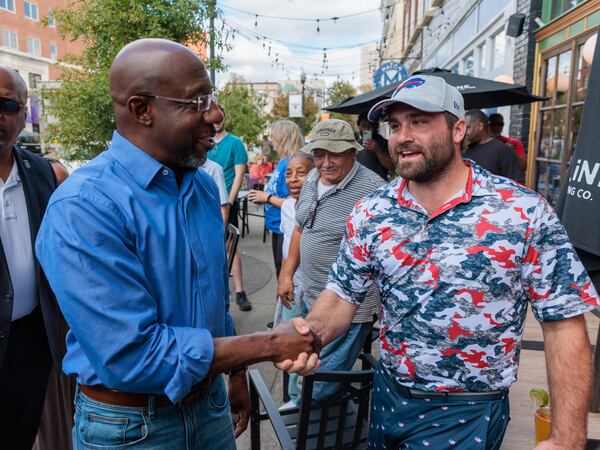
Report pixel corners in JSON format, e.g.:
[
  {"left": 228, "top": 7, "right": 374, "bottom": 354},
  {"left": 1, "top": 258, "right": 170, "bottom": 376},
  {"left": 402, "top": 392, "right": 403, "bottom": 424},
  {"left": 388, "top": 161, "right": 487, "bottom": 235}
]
[{"left": 226, "top": 366, "right": 247, "bottom": 376}]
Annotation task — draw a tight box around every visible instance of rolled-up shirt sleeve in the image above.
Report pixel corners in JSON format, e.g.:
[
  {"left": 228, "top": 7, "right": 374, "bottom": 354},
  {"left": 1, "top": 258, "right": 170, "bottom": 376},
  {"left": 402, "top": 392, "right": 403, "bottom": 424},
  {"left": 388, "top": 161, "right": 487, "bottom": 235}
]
[
  {"left": 522, "top": 198, "right": 598, "bottom": 322},
  {"left": 326, "top": 201, "right": 375, "bottom": 305},
  {"left": 36, "top": 191, "right": 214, "bottom": 403}
]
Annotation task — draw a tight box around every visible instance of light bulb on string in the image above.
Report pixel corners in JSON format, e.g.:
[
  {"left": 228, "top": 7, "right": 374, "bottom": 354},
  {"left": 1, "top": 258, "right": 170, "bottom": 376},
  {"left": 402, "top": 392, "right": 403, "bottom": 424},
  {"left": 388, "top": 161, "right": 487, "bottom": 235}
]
[
  {"left": 254, "top": 15, "right": 258, "bottom": 27},
  {"left": 316, "top": 19, "right": 320, "bottom": 33}
]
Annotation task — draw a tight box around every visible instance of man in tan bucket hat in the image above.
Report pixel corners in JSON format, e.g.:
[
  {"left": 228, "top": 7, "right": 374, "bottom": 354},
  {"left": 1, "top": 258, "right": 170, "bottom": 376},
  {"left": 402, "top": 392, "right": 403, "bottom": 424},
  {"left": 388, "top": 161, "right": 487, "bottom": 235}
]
[{"left": 277, "top": 119, "right": 384, "bottom": 406}]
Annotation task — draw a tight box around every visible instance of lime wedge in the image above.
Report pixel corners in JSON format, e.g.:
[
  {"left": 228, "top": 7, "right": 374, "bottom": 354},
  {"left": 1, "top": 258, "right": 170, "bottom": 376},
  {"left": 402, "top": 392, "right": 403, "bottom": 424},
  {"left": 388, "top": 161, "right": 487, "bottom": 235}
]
[{"left": 530, "top": 387, "right": 550, "bottom": 407}]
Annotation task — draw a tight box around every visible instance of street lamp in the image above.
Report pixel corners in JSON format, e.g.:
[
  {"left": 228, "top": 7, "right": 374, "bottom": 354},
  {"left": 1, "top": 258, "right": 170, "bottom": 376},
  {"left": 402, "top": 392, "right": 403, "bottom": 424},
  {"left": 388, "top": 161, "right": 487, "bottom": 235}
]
[{"left": 300, "top": 70, "right": 307, "bottom": 136}]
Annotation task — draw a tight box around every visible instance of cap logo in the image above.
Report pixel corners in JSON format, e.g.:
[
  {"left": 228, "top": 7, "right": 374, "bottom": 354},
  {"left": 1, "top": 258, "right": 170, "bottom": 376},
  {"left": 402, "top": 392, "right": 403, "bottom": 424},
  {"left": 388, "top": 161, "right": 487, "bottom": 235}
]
[
  {"left": 315, "top": 127, "right": 338, "bottom": 136},
  {"left": 393, "top": 77, "right": 426, "bottom": 97},
  {"left": 453, "top": 100, "right": 460, "bottom": 110}
]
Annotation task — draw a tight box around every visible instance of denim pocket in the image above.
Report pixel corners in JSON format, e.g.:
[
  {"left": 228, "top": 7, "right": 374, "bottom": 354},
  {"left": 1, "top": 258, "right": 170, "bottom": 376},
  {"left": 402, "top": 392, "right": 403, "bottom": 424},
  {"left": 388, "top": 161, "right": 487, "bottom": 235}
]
[
  {"left": 208, "top": 377, "right": 229, "bottom": 410},
  {"left": 79, "top": 408, "right": 149, "bottom": 449}
]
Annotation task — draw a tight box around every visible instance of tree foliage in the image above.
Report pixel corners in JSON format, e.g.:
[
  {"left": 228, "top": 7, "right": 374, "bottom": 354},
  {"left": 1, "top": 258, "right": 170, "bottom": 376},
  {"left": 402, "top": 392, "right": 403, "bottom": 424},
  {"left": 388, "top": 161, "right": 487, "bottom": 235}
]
[
  {"left": 269, "top": 93, "right": 320, "bottom": 134},
  {"left": 325, "top": 80, "right": 357, "bottom": 127},
  {"left": 43, "top": 0, "right": 228, "bottom": 160},
  {"left": 219, "top": 84, "right": 267, "bottom": 149}
]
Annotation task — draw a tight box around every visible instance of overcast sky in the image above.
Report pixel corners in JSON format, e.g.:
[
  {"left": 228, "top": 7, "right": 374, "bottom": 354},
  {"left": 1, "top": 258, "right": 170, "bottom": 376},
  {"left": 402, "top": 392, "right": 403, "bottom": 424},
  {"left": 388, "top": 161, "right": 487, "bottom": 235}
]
[{"left": 215, "top": 0, "right": 383, "bottom": 87}]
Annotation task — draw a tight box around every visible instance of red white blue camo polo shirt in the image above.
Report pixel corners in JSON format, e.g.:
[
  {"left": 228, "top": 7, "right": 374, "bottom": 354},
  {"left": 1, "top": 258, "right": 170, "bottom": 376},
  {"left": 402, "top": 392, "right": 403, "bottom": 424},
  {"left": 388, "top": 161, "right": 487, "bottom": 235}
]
[{"left": 327, "top": 161, "right": 598, "bottom": 392}]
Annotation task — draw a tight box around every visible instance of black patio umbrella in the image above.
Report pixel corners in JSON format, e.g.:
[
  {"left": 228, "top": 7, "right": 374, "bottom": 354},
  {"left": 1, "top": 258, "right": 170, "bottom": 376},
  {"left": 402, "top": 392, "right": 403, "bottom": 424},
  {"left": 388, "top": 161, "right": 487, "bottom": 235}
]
[
  {"left": 555, "top": 28, "right": 600, "bottom": 414},
  {"left": 324, "top": 68, "right": 546, "bottom": 114},
  {"left": 556, "top": 28, "right": 600, "bottom": 286}
]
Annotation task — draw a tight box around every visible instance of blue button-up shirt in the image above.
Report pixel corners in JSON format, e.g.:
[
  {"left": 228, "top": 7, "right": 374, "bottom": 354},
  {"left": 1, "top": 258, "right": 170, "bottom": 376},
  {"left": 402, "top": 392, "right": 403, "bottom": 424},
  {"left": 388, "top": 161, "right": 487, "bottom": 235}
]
[{"left": 36, "top": 131, "right": 233, "bottom": 403}]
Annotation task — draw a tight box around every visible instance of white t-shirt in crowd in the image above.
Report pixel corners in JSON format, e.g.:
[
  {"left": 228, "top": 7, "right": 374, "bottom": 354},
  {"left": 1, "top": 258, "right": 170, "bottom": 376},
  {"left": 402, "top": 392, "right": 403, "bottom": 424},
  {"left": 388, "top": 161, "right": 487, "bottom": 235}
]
[
  {"left": 317, "top": 179, "right": 336, "bottom": 199},
  {"left": 280, "top": 197, "right": 296, "bottom": 261},
  {"left": 201, "top": 159, "right": 229, "bottom": 206},
  {"left": 280, "top": 197, "right": 304, "bottom": 287}
]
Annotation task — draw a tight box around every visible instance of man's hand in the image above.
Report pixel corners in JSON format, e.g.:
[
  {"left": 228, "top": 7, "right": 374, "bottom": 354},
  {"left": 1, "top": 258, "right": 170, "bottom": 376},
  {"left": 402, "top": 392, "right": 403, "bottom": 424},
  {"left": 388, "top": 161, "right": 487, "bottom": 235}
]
[
  {"left": 533, "top": 437, "right": 583, "bottom": 450},
  {"left": 228, "top": 371, "right": 251, "bottom": 438},
  {"left": 362, "top": 139, "right": 381, "bottom": 153},
  {"left": 271, "top": 319, "right": 320, "bottom": 361},
  {"left": 274, "top": 318, "right": 322, "bottom": 375},
  {"left": 248, "top": 190, "right": 268, "bottom": 204},
  {"left": 277, "top": 275, "right": 295, "bottom": 308}
]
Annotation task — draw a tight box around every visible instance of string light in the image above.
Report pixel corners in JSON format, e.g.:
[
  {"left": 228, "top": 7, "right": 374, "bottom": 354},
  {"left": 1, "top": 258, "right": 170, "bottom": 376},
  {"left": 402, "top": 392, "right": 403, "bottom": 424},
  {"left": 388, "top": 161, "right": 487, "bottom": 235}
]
[
  {"left": 216, "top": 5, "right": 422, "bottom": 84},
  {"left": 218, "top": 1, "right": 401, "bottom": 23}
]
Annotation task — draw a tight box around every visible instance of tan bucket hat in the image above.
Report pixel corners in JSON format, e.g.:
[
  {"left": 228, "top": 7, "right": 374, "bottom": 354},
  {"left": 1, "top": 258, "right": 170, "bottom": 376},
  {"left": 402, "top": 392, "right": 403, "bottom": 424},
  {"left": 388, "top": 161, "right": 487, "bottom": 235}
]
[{"left": 301, "top": 119, "right": 363, "bottom": 154}]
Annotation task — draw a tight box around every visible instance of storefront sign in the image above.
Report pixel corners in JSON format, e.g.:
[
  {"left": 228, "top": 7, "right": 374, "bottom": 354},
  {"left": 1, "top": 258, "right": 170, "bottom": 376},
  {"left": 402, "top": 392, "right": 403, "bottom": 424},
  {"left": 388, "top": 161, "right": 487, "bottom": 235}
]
[{"left": 374, "top": 62, "right": 408, "bottom": 89}]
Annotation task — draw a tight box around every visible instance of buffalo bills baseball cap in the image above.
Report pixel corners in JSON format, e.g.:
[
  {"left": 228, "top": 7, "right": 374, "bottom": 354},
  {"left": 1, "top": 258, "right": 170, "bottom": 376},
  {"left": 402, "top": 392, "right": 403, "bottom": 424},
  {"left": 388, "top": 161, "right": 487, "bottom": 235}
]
[{"left": 367, "top": 75, "right": 465, "bottom": 122}]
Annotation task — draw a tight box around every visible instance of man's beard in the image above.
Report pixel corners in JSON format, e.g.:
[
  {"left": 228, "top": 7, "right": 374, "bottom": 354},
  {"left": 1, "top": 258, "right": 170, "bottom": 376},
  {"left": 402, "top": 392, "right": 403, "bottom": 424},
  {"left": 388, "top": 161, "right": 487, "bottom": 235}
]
[
  {"left": 394, "top": 133, "right": 455, "bottom": 183},
  {"left": 177, "top": 140, "right": 206, "bottom": 169}
]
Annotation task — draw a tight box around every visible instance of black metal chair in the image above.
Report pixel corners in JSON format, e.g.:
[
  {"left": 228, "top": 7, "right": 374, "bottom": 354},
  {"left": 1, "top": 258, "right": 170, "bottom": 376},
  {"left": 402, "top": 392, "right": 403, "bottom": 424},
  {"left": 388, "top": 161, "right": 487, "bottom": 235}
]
[
  {"left": 249, "top": 354, "right": 376, "bottom": 450},
  {"left": 225, "top": 223, "right": 240, "bottom": 274}
]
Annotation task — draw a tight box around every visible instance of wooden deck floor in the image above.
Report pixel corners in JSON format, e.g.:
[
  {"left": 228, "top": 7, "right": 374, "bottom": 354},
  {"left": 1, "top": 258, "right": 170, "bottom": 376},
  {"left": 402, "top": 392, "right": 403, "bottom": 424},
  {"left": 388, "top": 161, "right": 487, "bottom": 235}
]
[{"left": 501, "top": 309, "right": 600, "bottom": 449}]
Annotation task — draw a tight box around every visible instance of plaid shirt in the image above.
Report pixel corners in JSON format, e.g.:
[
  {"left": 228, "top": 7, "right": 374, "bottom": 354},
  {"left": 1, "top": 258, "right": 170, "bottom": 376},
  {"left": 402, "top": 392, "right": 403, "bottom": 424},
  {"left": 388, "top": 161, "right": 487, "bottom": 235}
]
[{"left": 327, "top": 162, "right": 598, "bottom": 392}]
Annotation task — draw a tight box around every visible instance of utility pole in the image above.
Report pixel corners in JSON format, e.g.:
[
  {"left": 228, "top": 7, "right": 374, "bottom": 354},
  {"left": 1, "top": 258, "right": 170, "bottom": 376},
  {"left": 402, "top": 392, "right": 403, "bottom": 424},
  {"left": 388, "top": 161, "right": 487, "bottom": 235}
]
[
  {"left": 209, "top": 0, "right": 216, "bottom": 86},
  {"left": 300, "top": 70, "right": 307, "bottom": 136}
]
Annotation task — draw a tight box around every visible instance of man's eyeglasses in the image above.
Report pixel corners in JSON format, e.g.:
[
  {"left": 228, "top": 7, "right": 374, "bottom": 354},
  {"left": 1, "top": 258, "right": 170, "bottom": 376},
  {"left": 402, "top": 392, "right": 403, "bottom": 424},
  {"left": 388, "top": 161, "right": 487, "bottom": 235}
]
[
  {"left": 137, "top": 92, "right": 218, "bottom": 112},
  {"left": 0, "top": 97, "right": 24, "bottom": 116}
]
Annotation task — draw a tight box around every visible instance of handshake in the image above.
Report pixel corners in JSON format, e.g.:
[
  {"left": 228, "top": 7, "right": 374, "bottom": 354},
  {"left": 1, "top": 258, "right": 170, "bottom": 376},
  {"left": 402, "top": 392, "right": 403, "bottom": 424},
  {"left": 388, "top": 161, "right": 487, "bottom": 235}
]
[{"left": 269, "top": 318, "right": 322, "bottom": 375}]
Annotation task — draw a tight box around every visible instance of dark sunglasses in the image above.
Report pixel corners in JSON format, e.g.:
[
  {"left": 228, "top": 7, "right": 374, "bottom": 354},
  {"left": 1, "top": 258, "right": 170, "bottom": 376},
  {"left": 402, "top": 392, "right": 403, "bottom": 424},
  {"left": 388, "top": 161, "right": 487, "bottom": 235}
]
[
  {"left": 305, "top": 198, "right": 321, "bottom": 229},
  {"left": 0, "top": 97, "right": 24, "bottom": 116}
]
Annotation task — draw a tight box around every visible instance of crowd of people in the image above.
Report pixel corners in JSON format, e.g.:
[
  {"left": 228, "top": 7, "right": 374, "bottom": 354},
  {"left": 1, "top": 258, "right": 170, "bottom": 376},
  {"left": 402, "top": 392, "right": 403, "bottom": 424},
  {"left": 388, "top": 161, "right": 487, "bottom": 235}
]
[{"left": 0, "top": 37, "right": 598, "bottom": 450}]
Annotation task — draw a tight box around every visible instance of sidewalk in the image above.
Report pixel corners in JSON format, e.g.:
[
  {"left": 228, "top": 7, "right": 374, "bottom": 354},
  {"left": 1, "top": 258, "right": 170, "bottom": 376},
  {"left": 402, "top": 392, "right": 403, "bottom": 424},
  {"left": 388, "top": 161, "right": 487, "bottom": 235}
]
[
  {"left": 229, "top": 216, "right": 286, "bottom": 450},
  {"left": 231, "top": 216, "right": 600, "bottom": 449}
]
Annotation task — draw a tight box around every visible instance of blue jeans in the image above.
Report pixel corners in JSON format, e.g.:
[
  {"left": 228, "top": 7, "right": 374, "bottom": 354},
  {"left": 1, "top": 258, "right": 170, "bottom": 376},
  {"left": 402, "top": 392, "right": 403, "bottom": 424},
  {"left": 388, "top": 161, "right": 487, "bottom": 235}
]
[
  {"left": 73, "top": 376, "right": 235, "bottom": 450},
  {"left": 369, "top": 363, "right": 510, "bottom": 449},
  {"left": 311, "top": 321, "right": 373, "bottom": 403},
  {"left": 276, "top": 285, "right": 307, "bottom": 404}
]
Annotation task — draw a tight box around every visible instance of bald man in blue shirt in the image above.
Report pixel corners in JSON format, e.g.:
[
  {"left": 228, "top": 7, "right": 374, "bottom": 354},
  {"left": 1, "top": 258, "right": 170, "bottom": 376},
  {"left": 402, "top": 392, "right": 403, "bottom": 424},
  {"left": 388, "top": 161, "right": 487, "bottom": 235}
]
[{"left": 36, "top": 39, "right": 318, "bottom": 450}]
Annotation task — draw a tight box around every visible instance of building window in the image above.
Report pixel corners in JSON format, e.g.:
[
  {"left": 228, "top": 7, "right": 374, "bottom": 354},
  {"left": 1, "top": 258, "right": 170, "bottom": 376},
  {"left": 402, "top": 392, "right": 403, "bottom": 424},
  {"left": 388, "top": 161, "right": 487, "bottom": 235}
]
[
  {"left": 0, "top": 0, "right": 15, "bottom": 12},
  {"left": 477, "top": 0, "right": 509, "bottom": 31},
  {"left": 545, "top": 0, "right": 586, "bottom": 23},
  {"left": 24, "top": 1, "right": 39, "bottom": 21},
  {"left": 463, "top": 53, "right": 475, "bottom": 76},
  {"left": 26, "top": 37, "right": 41, "bottom": 56},
  {"left": 491, "top": 30, "right": 506, "bottom": 70},
  {"left": 437, "top": 39, "right": 452, "bottom": 67},
  {"left": 1, "top": 29, "right": 18, "bottom": 49},
  {"left": 478, "top": 41, "right": 487, "bottom": 74},
  {"left": 48, "top": 9, "right": 55, "bottom": 27},
  {"left": 29, "top": 72, "right": 41, "bottom": 89},
  {"left": 452, "top": 9, "right": 477, "bottom": 54},
  {"left": 50, "top": 42, "right": 57, "bottom": 60},
  {"left": 534, "top": 31, "right": 594, "bottom": 206}
]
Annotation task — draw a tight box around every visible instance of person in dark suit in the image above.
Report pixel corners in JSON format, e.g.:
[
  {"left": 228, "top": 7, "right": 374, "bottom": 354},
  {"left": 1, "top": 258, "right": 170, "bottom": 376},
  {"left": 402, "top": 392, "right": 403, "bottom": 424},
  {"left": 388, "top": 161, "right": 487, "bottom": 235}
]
[{"left": 0, "top": 65, "right": 65, "bottom": 450}]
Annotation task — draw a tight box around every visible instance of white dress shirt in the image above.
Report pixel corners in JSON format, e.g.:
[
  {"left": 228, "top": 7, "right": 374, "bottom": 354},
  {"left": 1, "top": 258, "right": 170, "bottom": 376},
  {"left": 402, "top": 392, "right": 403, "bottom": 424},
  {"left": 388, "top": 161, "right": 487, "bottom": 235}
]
[{"left": 0, "top": 157, "right": 37, "bottom": 320}]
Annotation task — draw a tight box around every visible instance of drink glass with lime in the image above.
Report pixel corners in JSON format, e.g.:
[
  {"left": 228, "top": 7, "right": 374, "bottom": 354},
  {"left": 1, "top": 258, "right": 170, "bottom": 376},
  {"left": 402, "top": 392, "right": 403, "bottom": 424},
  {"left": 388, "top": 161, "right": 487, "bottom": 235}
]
[{"left": 531, "top": 387, "right": 551, "bottom": 444}]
